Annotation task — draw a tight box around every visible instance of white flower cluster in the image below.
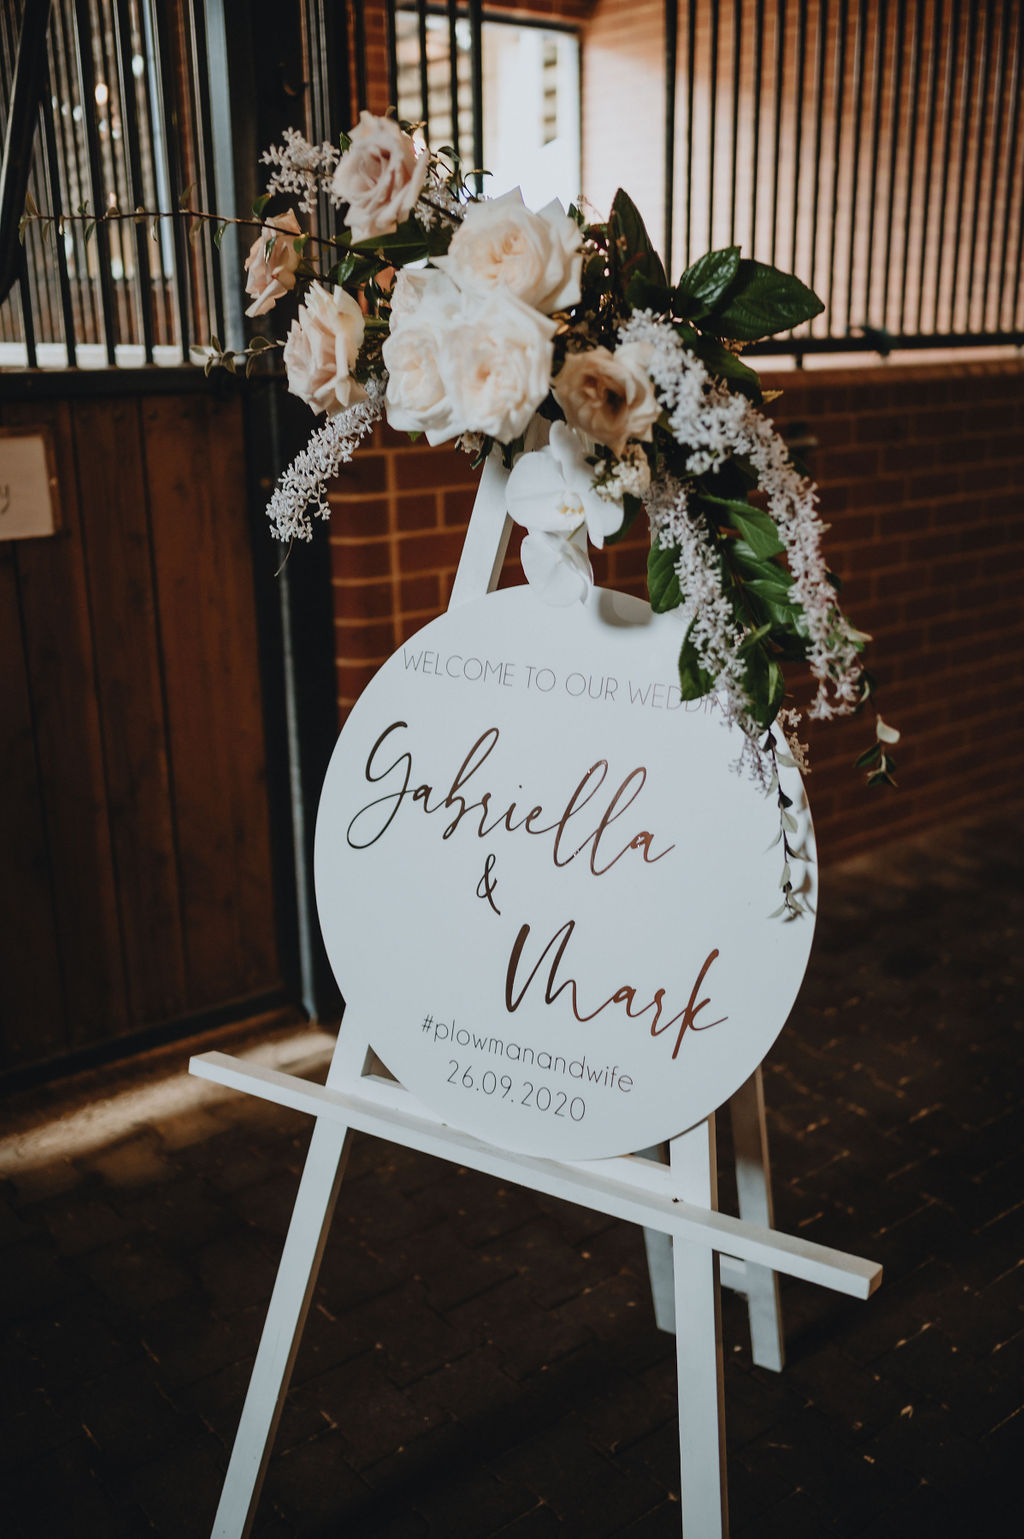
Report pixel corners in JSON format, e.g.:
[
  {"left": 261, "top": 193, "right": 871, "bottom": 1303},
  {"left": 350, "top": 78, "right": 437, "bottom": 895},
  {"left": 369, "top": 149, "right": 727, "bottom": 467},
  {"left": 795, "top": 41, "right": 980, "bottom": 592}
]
[
  {"left": 646, "top": 473, "right": 752, "bottom": 740},
  {"left": 266, "top": 378, "right": 385, "bottom": 544},
  {"left": 261, "top": 129, "right": 340, "bottom": 215},
  {"left": 621, "top": 312, "right": 863, "bottom": 720}
]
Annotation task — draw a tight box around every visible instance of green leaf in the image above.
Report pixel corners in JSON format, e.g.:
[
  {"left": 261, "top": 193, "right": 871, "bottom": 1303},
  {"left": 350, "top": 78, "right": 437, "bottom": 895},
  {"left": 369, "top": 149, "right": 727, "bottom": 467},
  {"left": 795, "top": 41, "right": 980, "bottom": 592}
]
[
  {"left": 709, "top": 259, "right": 825, "bottom": 340},
  {"left": 608, "top": 188, "right": 667, "bottom": 292},
  {"left": 687, "top": 334, "right": 763, "bottom": 400},
  {"left": 626, "top": 270, "right": 670, "bottom": 312},
  {"left": 701, "top": 494, "right": 786, "bottom": 559},
  {"left": 743, "top": 642, "right": 786, "bottom": 729},
  {"left": 855, "top": 743, "right": 882, "bottom": 769},
  {"left": 674, "top": 245, "right": 740, "bottom": 318},
  {"left": 678, "top": 626, "right": 714, "bottom": 701},
  {"left": 178, "top": 182, "right": 197, "bottom": 211},
  {"left": 605, "top": 491, "right": 643, "bottom": 547},
  {"left": 212, "top": 222, "right": 227, "bottom": 249},
  {"left": 24, "top": 190, "right": 40, "bottom": 218},
  {"left": 251, "top": 193, "right": 271, "bottom": 219},
  {"left": 648, "top": 543, "right": 682, "bottom": 612}
]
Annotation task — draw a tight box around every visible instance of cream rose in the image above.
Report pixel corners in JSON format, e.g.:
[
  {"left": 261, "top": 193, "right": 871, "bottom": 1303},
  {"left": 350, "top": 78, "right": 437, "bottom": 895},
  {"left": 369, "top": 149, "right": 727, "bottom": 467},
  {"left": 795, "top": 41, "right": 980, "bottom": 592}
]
[
  {"left": 243, "top": 209, "right": 303, "bottom": 317},
  {"left": 330, "top": 111, "right": 429, "bottom": 244},
  {"left": 552, "top": 342, "right": 660, "bottom": 456},
  {"left": 283, "top": 282, "right": 366, "bottom": 416},
  {"left": 382, "top": 272, "right": 463, "bottom": 444},
  {"left": 435, "top": 188, "right": 582, "bottom": 314},
  {"left": 444, "top": 289, "right": 558, "bottom": 444}
]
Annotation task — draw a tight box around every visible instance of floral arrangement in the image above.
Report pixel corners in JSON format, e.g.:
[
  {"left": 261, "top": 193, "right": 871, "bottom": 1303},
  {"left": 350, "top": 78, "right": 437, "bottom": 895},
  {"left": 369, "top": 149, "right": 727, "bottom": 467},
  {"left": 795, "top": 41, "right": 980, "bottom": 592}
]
[{"left": 24, "top": 111, "right": 897, "bottom": 915}]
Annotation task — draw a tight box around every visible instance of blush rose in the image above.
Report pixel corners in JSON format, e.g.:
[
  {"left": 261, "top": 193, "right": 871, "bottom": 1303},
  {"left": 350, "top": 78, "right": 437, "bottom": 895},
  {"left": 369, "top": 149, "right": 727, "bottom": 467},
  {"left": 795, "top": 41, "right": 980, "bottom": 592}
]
[
  {"left": 331, "top": 111, "right": 429, "bottom": 244},
  {"left": 552, "top": 342, "right": 660, "bottom": 456},
  {"left": 283, "top": 283, "right": 366, "bottom": 416},
  {"left": 435, "top": 188, "right": 582, "bottom": 314},
  {"left": 243, "top": 209, "right": 303, "bottom": 318}
]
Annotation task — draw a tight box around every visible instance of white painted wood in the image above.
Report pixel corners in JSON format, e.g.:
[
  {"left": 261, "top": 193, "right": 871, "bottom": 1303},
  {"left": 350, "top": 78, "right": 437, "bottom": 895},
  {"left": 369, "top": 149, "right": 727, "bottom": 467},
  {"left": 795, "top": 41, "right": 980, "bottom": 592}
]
[
  {"left": 670, "top": 1120, "right": 729, "bottom": 1538},
  {"left": 447, "top": 453, "right": 513, "bottom": 608},
  {"left": 190, "top": 1051, "right": 881, "bottom": 1300},
  {"left": 730, "top": 1066, "right": 786, "bottom": 1372},
  {"left": 211, "top": 1116, "right": 353, "bottom": 1539},
  {"left": 643, "top": 1224, "right": 676, "bottom": 1333}
]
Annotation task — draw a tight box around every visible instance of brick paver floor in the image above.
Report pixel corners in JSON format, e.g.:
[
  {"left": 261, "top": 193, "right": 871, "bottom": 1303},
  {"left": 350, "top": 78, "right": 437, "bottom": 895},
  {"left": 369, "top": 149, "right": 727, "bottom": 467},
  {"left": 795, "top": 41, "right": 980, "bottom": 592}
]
[{"left": 2, "top": 809, "right": 1021, "bottom": 1537}]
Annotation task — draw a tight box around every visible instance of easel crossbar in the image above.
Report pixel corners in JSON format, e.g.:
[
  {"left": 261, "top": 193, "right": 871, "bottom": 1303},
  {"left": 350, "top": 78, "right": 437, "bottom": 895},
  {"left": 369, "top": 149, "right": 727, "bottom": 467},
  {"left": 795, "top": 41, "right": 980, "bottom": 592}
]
[{"left": 191, "top": 1050, "right": 880, "bottom": 1300}]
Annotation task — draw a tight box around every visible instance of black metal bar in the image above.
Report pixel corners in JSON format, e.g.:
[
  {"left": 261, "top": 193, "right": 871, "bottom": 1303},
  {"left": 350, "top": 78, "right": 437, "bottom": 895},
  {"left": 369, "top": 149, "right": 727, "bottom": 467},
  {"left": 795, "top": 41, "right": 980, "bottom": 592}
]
[
  {"left": 862, "top": 0, "right": 887, "bottom": 327},
  {"left": 0, "top": 0, "right": 53, "bottom": 306},
  {"left": 468, "top": 0, "right": 483, "bottom": 194},
  {"left": 73, "top": 0, "right": 118, "bottom": 363},
  {"left": 750, "top": 0, "right": 764, "bottom": 255},
  {"left": 447, "top": 0, "right": 461, "bottom": 159},
  {"left": 417, "top": 0, "right": 430, "bottom": 139},
  {"left": 113, "top": 0, "right": 154, "bottom": 361},
  {"left": 808, "top": 0, "right": 827, "bottom": 319},
  {"left": 17, "top": 253, "right": 37, "bottom": 366},
  {"left": 880, "top": 0, "right": 907, "bottom": 334},
  {"left": 95, "top": 0, "right": 132, "bottom": 345},
  {"left": 844, "top": 0, "right": 866, "bottom": 333},
  {"left": 1010, "top": 35, "right": 1024, "bottom": 330},
  {"left": 967, "top": 0, "right": 998, "bottom": 333},
  {"left": 685, "top": 0, "right": 695, "bottom": 260},
  {"left": 749, "top": 326, "right": 1024, "bottom": 355},
  {"left": 789, "top": 0, "right": 806, "bottom": 275},
  {"left": 187, "top": 0, "right": 224, "bottom": 342},
  {"left": 770, "top": 0, "right": 785, "bottom": 262},
  {"left": 353, "top": 0, "right": 367, "bottom": 112},
  {"left": 827, "top": 0, "right": 848, "bottom": 335},
  {"left": 152, "top": 0, "right": 193, "bottom": 357},
  {"left": 708, "top": 0, "right": 719, "bottom": 246},
  {"left": 57, "top": 0, "right": 100, "bottom": 347},
  {"left": 898, "top": 0, "right": 924, "bottom": 335},
  {"left": 329, "top": 0, "right": 354, "bottom": 133},
  {"left": 728, "top": 0, "right": 741, "bottom": 245},
  {"left": 947, "top": 1, "right": 979, "bottom": 330},
  {"left": 979, "top": 0, "right": 1011, "bottom": 333},
  {"left": 39, "top": 29, "right": 78, "bottom": 361},
  {"left": 997, "top": 3, "right": 1023, "bottom": 332},
  {"left": 932, "top": 0, "right": 959, "bottom": 332},
  {"left": 664, "top": 0, "right": 678, "bottom": 277},
  {"left": 912, "top": 0, "right": 941, "bottom": 335},
  {"left": 385, "top": 0, "right": 398, "bottom": 111}
]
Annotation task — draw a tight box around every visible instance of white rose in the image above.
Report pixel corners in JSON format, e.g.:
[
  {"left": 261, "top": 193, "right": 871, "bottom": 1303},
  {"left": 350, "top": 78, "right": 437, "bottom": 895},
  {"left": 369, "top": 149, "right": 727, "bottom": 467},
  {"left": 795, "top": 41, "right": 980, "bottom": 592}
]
[
  {"left": 283, "top": 282, "right": 366, "bottom": 416},
  {"left": 382, "top": 272, "right": 463, "bottom": 444},
  {"left": 444, "top": 290, "right": 557, "bottom": 444},
  {"left": 243, "top": 209, "right": 303, "bottom": 317},
  {"left": 435, "top": 188, "right": 582, "bottom": 314},
  {"left": 552, "top": 342, "right": 659, "bottom": 456},
  {"left": 330, "top": 111, "right": 429, "bottom": 244}
]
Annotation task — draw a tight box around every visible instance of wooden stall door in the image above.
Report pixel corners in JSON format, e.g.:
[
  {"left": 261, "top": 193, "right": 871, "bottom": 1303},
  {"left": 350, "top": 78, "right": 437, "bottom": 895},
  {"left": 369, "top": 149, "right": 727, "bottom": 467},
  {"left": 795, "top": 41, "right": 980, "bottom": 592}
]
[{"left": 0, "top": 388, "right": 287, "bottom": 1080}]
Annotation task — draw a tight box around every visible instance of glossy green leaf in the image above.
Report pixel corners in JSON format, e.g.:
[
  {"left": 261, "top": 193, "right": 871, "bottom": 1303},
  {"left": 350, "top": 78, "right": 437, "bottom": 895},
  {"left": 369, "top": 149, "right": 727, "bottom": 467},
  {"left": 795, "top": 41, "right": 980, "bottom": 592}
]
[
  {"left": 674, "top": 245, "right": 740, "bottom": 318},
  {"left": 710, "top": 259, "right": 824, "bottom": 340},
  {"left": 648, "top": 543, "right": 682, "bottom": 612}
]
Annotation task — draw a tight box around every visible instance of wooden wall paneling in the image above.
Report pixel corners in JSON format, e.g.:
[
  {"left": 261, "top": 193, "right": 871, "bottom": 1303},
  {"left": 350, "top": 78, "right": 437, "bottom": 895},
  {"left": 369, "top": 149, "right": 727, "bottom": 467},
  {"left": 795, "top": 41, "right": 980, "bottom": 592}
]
[
  {"left": 4, "top": 398, "right": 129, "bottom": 1053},
  {"left": 0, "top": 538, "right": 67, "bottom": 1068},
  {"left": 143, "top": 392, "right": 282, "bottom": 1007},
  {"left": 71, "top": 395, "right": 189, "bottom": 1027}
]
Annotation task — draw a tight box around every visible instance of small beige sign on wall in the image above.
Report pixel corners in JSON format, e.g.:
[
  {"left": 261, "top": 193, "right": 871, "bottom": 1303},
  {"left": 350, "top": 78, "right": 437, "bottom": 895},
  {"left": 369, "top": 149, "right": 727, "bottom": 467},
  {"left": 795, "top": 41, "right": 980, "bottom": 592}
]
[{"left": 0, "top": 427, "right": 61, "bottom": 540}]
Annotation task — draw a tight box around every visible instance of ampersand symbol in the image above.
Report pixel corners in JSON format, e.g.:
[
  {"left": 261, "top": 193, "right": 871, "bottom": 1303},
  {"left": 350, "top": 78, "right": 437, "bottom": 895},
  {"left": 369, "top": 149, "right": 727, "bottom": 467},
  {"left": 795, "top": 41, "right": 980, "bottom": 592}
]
[{"left": 476, "top": 852, "right": 501, "bottom": 916}]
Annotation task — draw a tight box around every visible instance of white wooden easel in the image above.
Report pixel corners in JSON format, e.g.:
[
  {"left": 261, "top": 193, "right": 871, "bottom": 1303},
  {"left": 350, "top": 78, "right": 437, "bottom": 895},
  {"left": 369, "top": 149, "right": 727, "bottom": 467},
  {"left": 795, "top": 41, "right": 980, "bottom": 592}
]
[{"left": 190, "top": 458, "right": 880, "bottom": 1538}]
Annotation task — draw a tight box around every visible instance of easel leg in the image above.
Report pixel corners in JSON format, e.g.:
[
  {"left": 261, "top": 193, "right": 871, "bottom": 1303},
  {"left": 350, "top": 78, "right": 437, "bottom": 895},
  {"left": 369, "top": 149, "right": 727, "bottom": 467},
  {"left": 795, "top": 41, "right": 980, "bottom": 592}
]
[
  {"left": 211, "top": 1115, "right": 353, "bottom": 1539},
  {"left": 729, "top": 1066, "right": 785, "bottom": 1372},
  {"left": 671, "top": 1119, "right": 728, "bottom": 1539}
]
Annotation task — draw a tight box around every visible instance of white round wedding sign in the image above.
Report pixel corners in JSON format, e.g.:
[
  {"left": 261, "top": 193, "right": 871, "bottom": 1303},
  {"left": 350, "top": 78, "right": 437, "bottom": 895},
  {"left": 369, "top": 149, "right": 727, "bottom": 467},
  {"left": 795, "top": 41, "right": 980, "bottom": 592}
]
[{"left": 315, "top": 585, "right": 816, "bottom": 1160}]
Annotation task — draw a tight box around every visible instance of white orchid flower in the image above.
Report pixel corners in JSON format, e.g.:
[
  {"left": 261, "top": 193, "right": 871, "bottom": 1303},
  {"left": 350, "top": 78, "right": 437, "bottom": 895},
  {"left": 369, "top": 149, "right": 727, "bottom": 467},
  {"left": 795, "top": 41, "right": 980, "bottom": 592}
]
[{"left": 506, "top": 421, "right": 625, "bottom": 605}]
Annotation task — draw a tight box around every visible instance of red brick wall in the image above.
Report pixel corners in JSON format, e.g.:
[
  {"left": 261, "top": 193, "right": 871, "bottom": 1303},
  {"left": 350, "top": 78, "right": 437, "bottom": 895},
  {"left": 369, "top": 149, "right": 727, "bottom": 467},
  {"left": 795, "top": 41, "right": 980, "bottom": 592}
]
[{"left": 327, "top": 359, "right": 1024, "bottom": 866}]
